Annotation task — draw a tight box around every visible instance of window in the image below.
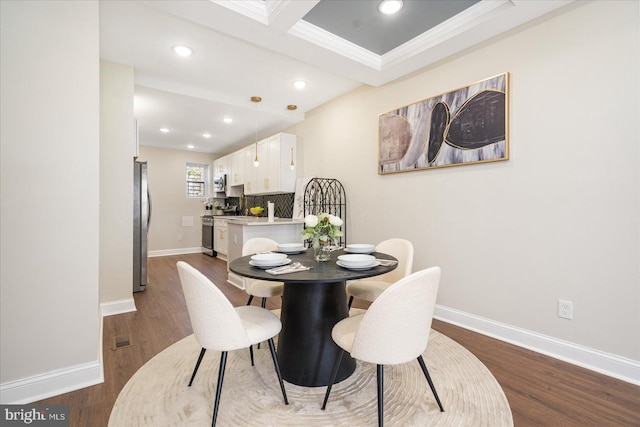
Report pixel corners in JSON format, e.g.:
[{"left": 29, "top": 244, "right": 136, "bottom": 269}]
[{"left": 186, "top": 163, "right": 209, "bottom": 198}]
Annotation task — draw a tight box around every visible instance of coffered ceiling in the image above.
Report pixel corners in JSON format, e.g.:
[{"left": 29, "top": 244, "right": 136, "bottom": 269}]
[{"left": 99, "top": 0, "right": 573, "bottom": 155}]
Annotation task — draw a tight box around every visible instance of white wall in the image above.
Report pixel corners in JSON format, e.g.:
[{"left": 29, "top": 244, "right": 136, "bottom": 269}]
[
  {"left": 99, "top": 61, "right": 136, "bottom": 314},
  {"left": 0, "top": 1, "right": 102, "bottom": 402},
  {"left": 293, "top": 1, "right": 639, "bottom": 377},
  {"left": 137, "top": 146, "right": 216, "bottom": 254}
]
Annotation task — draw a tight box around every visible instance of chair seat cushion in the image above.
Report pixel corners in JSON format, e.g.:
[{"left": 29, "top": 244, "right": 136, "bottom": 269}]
[
  {"left": 247, "top": 279, "right": 284, "bottom": 298},
  {"left": 346, "top": 280, "right": 392, "bottom": 302},
  {"left": 331, "top": 313, "right": 364, "bottom": 353},
  {"left": 235, "top": 306, "right": 282, "bottom": 347}
]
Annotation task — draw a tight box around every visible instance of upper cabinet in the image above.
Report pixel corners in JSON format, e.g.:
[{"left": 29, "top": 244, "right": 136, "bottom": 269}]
[
  {"left": 213, "top": 157, "right": 227, "bottom": 176},
  {"left": 245, "top": 133, "right": 297, "bottom": 195},
  {"left": 215, "top": 132, "right": 300, "bottom": 196},
  {"left": 228, "top": 150, "right": 244, "bottom": 187},
  {"left": 243, "top": 144, "right": 257, "bottom": 194}
]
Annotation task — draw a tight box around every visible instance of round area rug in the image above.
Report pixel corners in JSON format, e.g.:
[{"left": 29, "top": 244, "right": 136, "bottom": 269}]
[{"left": 109, "top": 329, "right": 512, "bottom": 426}]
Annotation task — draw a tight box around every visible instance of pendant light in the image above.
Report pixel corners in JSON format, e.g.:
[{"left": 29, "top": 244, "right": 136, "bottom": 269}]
[
  {"left": 251, "top": 96, "right": 262, "bottom": 167},
  {"left": 287, "top": 104, "right": 297, "bottom": 170}
]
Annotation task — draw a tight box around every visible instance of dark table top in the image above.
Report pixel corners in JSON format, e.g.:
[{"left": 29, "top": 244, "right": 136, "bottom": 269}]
[{"left": 229, "top": 249, "right": 398, "bottom": 283}]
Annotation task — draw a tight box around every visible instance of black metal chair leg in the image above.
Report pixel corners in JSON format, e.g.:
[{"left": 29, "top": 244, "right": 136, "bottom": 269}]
[
  {"left": 249, "top": 345, "right": 254, "bottom": 366},
  {"left": 246, "top": 295, "right": 254, "bottom": 306},
  {"left": 321, "top": 349, "right": 344, "bottom": 410},
  {"left": 257, "top": 298, "right": 267, "bottom": 349},
  {"left": 188, "top": 348, "right": 206, "bottom": 386},
  {"left": 212, "top": 351, "right": 228, "bottom": 427},
  {"left": 347, "top": 295, "right": 354, "bottom": 309},
  {"left": 417, "top": 355, "right": 444, "bottom": 412},
  {"left": 377, "top": 364, "right": 384, "bottom": 427},
  {"left": 267, "top": 338, "right": 289, "bottom": 405}
]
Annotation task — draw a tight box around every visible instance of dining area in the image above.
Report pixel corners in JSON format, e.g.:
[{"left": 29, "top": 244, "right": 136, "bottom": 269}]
[
  {"left": 168, "top": 209, "right": 449, "bottom": 426},
  {"left": 105, "top": 210, "right": 515, "bottom": 427}
]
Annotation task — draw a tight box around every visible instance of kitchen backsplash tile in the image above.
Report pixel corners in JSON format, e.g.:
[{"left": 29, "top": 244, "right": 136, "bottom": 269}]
[{"left": 227, "top": 193, "right": 295, "bottom": 218}]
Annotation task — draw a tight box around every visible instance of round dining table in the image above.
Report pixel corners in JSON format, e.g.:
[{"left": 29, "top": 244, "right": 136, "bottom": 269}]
[{"left": 229, "top": 249, "right": 397, "bottom": 387}]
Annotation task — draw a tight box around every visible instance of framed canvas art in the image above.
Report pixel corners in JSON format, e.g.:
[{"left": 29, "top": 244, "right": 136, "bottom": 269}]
[{"left": 379, "top": 73, "right": 509, "bottom": 174}]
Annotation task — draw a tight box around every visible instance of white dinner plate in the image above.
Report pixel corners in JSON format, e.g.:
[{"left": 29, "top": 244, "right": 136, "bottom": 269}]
[
  {"left": 276, "top": 247, "right": 308, "bottom": 254},
  {"left": 336, "top": 260, "right": 380, "bottom": 270},
  {"left": 249, "top": 258, "right": 292, "bottom": 269},
  {"left": 344, "top": 247, "right": 375, "bottom": 254}
]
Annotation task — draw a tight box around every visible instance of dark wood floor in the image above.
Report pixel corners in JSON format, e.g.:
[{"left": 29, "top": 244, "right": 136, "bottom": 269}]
[{"left": 37, "top": 253, "right": 640, "bottom": 426}]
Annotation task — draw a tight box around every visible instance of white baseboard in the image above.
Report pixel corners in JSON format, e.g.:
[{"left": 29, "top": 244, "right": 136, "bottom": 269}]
[
  {"left": 0, "top": 360, "right": 103, "bottom": 404},
  {"left": 1, "top": 311, "right": 105, "bottom": 404},
  {"left": 434, "top": 305, "right": 640, "bottom": 386},
  {"left": 100, "top": 298, "right": 137, "bottom": 317},
  {"left": 148, "top": 247, "right": 202, "bottom": 257}
]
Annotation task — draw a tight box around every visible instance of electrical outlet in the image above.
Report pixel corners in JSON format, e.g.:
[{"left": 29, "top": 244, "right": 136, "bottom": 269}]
[
  {"left": 558, "top": 300, "right": 573, "bottom": 319},
  {"left": 178, "top": 234, "right": 183, "bottom": 241}
]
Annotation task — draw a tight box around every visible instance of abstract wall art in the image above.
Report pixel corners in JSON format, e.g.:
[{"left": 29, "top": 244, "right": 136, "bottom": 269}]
[{"left": 379, "top": 73, "right": 509, "bottom": 174}]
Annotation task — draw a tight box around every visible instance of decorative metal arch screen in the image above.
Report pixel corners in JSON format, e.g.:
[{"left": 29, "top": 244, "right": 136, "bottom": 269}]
[{"left": 303, "top": 178, "right": 347, "bottom": 246}]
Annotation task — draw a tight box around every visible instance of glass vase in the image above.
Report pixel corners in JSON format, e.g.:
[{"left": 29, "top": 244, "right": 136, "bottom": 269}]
[{"left": 313, "top": 240, "right": 331, "bottom": 262}]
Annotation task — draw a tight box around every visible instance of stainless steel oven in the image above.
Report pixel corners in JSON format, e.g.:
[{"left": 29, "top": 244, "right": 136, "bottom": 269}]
[{"left": 202, "top": 215, "right": 215, "bottom": 256}]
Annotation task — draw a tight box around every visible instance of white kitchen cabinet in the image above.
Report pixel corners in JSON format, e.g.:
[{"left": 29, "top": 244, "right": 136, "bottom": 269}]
[
  {"left": 214, "top": 218, "right": 228, "bottom": 259},
  {"left": 244, "top": 133, "right": 297, "bottom": 195},
  {"left": 255, "top": 138, "right": 269, "bottom": 193},
  {"left": 225, "top": 150, "right": 244, "bottom": 197},
  {"left": 243, "top": 144, "right": 257, "bottom": 194},
  {"left": 213, "top": 157, "right": 227, "bottom": 176},
  {"left": 228, "top": 150, "right": 244, "bottom": 187}
]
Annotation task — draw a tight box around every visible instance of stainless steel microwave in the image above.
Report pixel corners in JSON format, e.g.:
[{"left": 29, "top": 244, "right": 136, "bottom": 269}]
[{"left": 213, "top": 174, "right": 226, "bottom": 192}]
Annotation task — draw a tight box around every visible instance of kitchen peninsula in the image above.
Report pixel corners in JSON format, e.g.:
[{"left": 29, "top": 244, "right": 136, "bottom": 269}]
[{"left": 226, "top": 216, "right": 304, "bottom": 289}]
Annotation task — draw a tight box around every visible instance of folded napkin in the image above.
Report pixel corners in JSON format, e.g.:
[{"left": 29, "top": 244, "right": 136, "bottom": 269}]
[
  {"left": 376, "top": 259, "right": 398, "bottom": 267},
  {"left": 266, "top": 264, "right": 311, "bottom": 275}
]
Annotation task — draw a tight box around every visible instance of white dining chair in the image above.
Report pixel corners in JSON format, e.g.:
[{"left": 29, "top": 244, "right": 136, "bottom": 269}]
[
  {"left": 322, "top": 267, "right": 444, "bottom": 427},
  {"left": 176, "top": 261, "right": 288, "bottom": 426},
  {"left": 346, "top": 238, "right": 414, "bottom": 308},
  {"left": 242, "top": 237, "right": 284, "bottom": 308}
]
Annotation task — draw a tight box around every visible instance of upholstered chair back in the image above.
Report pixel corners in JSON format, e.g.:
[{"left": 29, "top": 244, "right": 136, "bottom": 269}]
[
  {"left": 242, "top": 237, "right": 279, "bottom": 256},
  {"left": 366, "top": 238, "right": 413, "bottom": 284},
  {"left": 350, "top": 266, "right": 441, "bottom": 365},
  {"left": 177, "top": 261, "right": 250, "bottom": 351}
]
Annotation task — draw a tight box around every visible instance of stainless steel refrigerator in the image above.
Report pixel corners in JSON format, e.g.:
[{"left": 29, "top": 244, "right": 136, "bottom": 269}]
[{"left": 133, "top": 160, "right": 150, "bottom": 292}]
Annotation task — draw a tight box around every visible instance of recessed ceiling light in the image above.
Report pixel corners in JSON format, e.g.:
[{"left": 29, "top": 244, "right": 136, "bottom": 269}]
[
  {"left": 202, "top": 132, "right": 211, "bottom": 138},
  {"left": 292, "top": 80, "right": 307, "bottom": 90},
  {"left": 159, "top": 127, "right": 170, "bottom": 133},
  {"left": 378, "top": 0, "right": 403, "bottom": 15},
  {"left": 223, "top": 117, "right": 233, "bottom": 124},
  {"left": 172, "top": 45, "right": 193, "bottom": 57},
  {"left": 187, "top": 144, "right": 195, "bottom": 149}
]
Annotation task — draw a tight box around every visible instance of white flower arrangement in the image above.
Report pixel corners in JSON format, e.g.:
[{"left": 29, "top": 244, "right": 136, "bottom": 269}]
[
  {"left": 301, "top": 213, "right": 344, "bottom": 246},
  {"left": 203, "top": 196, "right": 214, "bottom": 211}
]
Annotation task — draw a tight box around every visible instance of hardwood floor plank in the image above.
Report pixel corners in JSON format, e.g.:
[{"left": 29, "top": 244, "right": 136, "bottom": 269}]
[{"left": 34, "top": 254, "right": 640, "bottom": 427}]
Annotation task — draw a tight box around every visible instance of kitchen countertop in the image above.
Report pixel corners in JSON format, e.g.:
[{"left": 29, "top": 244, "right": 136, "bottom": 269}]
[{"left": 225, "top": 216, "right": 304, "bottom": 226}]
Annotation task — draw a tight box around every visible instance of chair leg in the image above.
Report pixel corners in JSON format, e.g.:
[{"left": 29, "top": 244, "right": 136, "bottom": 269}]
[
  {"left": 417, "top": 355, "right": 444, "bottom": 412},
  {"left": 347, "top": 295, "right": 354, "bottom": 309},
  {"left": 321, "top": 349, "right": 344, "bottom": 410},
  {"left": 188, "top": 348, "right": 206, "bottom": 386},
  {"left": 377, "top": 364, "right": 384, "bottom": 427},
  {"left": 267, "top": 338, "right": 289, "bottom": 405},
  {"left": 212, "top": 351, "right": 228, "bottom": 427},
  {"left": 257, "top": 298, "right": 267, "bottom": 349},
  {"left": 249, "top": 345, "right": 254, "bottom": 366},
  {"left": 246, "top": 295, "right": 254, "bottom": 306}
]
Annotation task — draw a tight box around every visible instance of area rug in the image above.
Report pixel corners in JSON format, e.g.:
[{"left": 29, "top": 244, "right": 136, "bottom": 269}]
[{"left": 109, "top": 327, "right": 512, "bottom": 426}]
